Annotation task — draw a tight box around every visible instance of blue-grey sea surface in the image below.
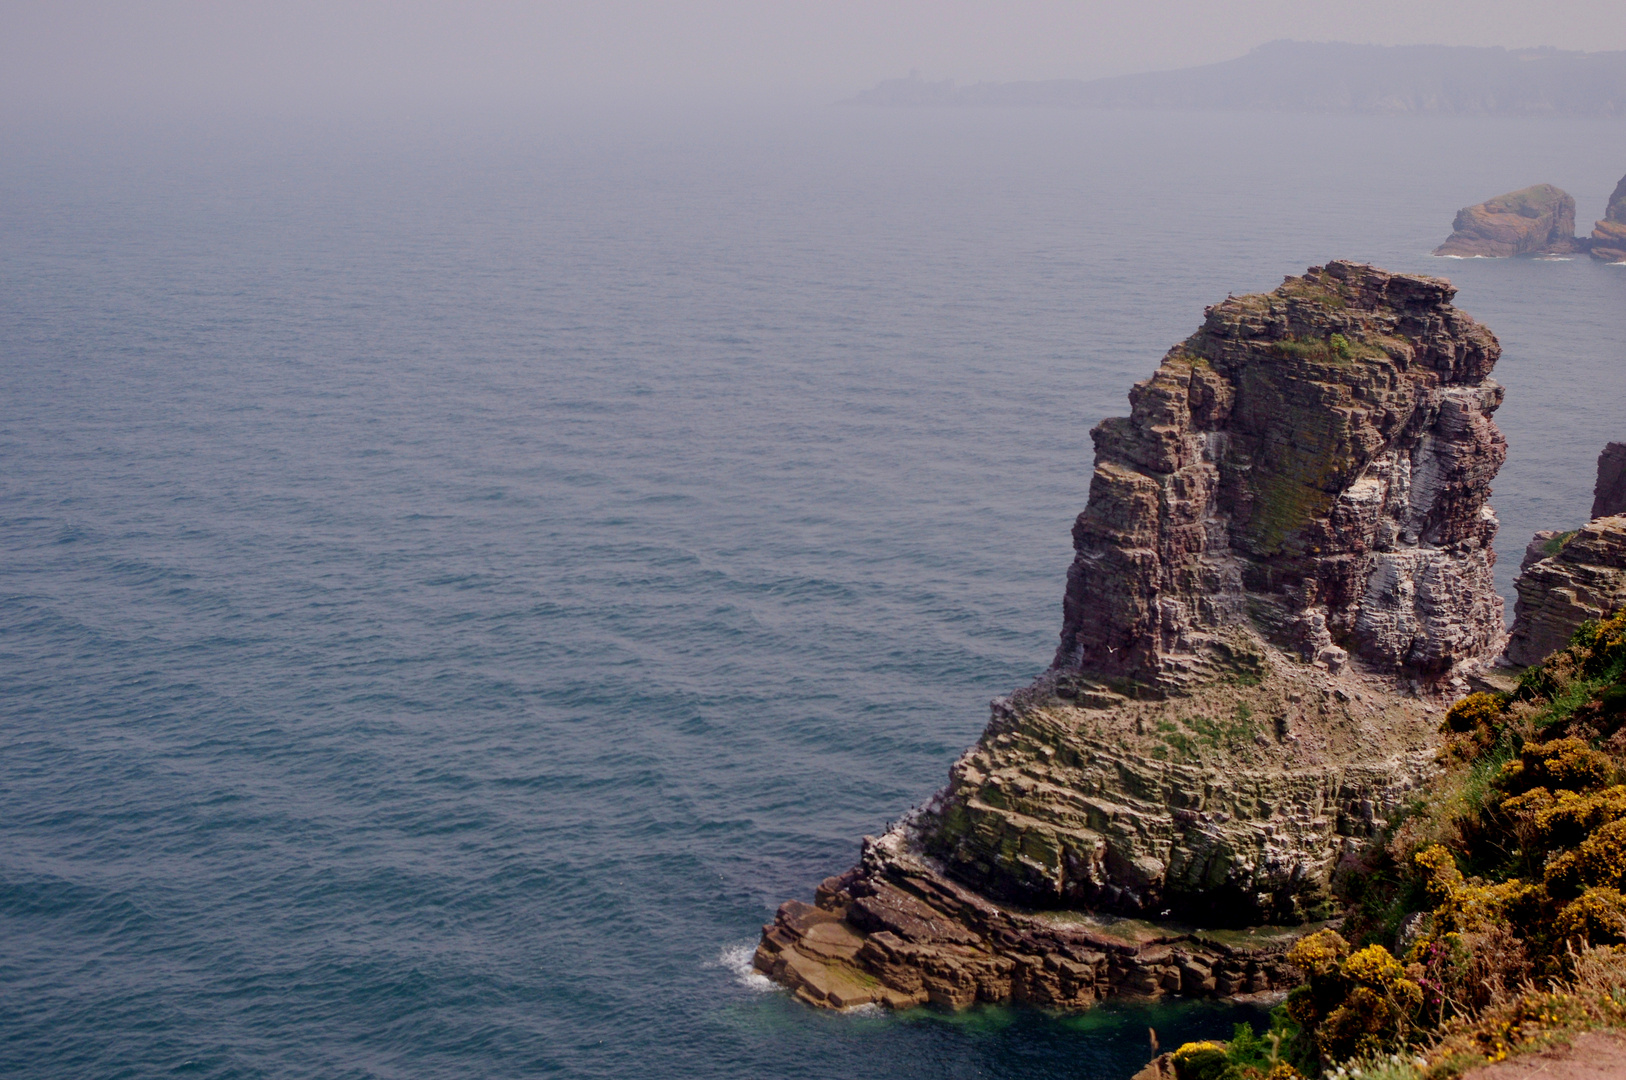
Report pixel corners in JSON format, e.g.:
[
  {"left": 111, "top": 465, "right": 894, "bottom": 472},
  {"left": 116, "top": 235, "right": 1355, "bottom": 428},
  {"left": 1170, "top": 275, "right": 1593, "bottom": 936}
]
[{"left": 2, "top": 106, "right": 1623, "bottom": 1079}]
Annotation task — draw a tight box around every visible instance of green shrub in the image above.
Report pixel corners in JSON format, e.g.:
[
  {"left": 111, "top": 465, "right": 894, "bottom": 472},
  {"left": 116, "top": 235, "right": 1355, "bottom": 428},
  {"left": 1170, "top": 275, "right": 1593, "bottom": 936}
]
[{"left": 1171, "top": 1041, "right": 1230, "bottom": 1080}]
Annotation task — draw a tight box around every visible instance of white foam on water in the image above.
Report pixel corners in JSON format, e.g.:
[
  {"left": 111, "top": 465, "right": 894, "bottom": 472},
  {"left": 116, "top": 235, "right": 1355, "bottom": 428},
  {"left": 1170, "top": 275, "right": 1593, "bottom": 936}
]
[{"left": 717, "top": 943, "right": 777, "bottom": 992}]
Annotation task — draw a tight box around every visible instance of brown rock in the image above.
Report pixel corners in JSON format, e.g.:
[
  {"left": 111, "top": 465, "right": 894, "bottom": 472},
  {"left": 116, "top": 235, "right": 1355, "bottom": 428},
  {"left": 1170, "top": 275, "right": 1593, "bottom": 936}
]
[
  {"left": 1506, "top": 515, "right": 1626, "bottom": 666},
  {"left": 1589, "top": 174, "right": 1626, "bottom": 263},
  {"left": 1435, "top": 184, "right": 1582, "bottom": 257},
  {"left": 1053, "top": 261, "right": 1506, "bottom": 689}
]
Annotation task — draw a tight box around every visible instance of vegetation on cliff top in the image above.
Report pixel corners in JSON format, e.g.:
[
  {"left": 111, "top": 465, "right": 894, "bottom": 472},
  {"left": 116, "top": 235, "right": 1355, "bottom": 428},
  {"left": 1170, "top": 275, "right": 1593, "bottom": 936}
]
[{"left": 1167, "top": 610, "right": 1626, "bottom": 1079}]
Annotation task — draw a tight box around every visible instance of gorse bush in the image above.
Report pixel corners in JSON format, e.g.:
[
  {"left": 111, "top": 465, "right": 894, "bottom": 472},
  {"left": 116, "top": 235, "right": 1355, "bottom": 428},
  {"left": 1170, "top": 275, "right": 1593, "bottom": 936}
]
[
  {"left": 1282, "top": 931, "right": 1422, "bottom": 1067},
  {"left": 1272, "top": 609, "right": 1626, "bottom": 1077},
  {"left": 1169, "top": 1023, "right": 1304, "bottom": 1080}
]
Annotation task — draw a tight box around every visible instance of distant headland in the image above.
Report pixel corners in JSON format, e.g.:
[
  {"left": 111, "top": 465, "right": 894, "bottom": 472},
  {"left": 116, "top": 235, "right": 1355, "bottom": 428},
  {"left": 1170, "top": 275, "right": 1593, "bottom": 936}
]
[{"left": 847, "top": 41, "right": 1626, "bottom": 116}]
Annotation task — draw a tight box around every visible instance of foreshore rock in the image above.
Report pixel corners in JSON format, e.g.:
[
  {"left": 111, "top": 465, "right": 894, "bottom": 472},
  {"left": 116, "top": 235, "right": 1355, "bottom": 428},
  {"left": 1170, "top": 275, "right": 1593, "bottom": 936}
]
[
  {"left": 1588, "top": 174, "right": 1626, "bottom": 263},
  {"left": 755, "top": 816, "right": 1316, "bottom": 1011},
  {"left": 1505, "top": 443, "right": 1626, "bottom": 667},
  {"left": 1434, "top": 184, "right": 1583, "bottom": 258},
  {"left": 758, "top": 262, "right": 1510, "bottom": 1010}
]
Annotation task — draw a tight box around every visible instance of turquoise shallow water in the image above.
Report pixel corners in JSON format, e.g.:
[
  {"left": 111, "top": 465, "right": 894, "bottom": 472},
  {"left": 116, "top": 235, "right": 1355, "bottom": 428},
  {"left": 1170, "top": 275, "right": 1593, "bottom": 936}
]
[{"left": 1, "top": 106, "right": 1623, "bottom": 1079}]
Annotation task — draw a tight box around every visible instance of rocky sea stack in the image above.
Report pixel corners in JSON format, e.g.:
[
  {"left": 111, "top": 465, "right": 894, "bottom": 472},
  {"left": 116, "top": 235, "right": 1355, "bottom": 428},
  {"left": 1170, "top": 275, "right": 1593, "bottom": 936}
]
[
  {"left": 755, "top": 262, "right": 1513, "bottom": 1011},
  {"left": 1589, "top": 174, "right": 1626, "bottom": 262},
  {"left": 1433, "top": 184, "right": 1582, "bottom": 257}
]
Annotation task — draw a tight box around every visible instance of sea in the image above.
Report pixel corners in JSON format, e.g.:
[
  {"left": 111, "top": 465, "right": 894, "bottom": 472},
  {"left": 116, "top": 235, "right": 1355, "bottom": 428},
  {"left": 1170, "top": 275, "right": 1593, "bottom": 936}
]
[{"left": 2, "top": 103, "right": 1623, "bottom": 1079}]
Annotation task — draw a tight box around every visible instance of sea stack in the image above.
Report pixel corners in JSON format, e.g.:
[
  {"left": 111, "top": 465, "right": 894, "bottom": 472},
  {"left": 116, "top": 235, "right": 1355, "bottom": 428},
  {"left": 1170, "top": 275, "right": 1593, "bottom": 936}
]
[
  {"left": 1433, "top": 184, "right": 1582, "bottom": 257},
  {"left": 1588, "top": 174, "right": 1626, "bottom": 262},
  {"left": 755, "top": 262, "right": 1511, "bottom": 1011}
]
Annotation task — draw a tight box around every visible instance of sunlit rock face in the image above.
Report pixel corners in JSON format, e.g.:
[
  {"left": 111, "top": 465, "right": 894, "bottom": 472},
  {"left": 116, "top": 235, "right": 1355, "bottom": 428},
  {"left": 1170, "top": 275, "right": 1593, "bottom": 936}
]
[
  {"left": 1506, "top": 443, "right": 1626, "bottom": 668},
  {"left": 1054, "top": 260, "right": 1507, "bottom": 693},
  {"left": 1434, "top": 184, "right": 1583, "bottom": 257}
]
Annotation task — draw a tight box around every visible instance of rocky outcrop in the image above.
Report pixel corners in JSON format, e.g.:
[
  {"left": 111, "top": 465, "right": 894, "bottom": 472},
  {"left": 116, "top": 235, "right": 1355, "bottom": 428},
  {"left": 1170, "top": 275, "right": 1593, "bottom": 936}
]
[
  {"left": 756, "top": 820, "right": 1314, "bottom": 1011},
  {"left": 1506, "top": 444, "right": 1626, "bottom": 667},
  {"left": 1054, "top": 261, "right": 1506, "bottom": 692},
  {"left": 1588, "top": 174, "right": 1626, "bottom": 263},
  {"left": 1506, "top": 517, "right": 1626, "bottom": 666},
  {"left": 1434, "top": 185, "right": 1583, "bottom": 257},
  {"left": 757, "top": 263, "right": 1511, "bottom": 1010}
]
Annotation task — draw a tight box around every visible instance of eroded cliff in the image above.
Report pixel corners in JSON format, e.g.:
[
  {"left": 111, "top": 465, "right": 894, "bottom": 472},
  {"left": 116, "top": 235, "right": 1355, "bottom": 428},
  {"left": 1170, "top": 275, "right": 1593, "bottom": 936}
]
[
  {"left": 1433, "top": 184, "right": 1583, "bottom": 258},
  {"left": 755, "top": 262, "right": 1510, "bottom": 1012}
]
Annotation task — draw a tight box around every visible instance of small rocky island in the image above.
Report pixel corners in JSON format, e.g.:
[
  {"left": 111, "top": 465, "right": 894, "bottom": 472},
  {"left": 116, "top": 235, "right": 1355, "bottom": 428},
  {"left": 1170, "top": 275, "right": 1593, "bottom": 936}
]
[
  {"left": 755, "top": 261, "right": 1515, "bottom": 1010},
  {"left": 1433, "top": 184, "right": 1583, "bottom": 257},
  {"left": 1433, "top": 171, "right": 1626, "bottom": 260}
]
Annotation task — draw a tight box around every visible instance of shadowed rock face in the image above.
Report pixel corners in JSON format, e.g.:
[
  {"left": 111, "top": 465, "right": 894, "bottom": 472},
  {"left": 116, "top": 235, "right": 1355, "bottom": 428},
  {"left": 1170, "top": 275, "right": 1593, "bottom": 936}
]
[
  {"left": 1055, "top": 261, "right": 1506, "bottom": 691},
  {"left": 1594, "top": 443, "right": 1626, "bottom": 520},
  {"left": 754, "top": 263, "right": 1511, "bottom": 1012},
  {"left": 1591, "top": 175, "right": 1626, "bottom": 263},
  {"left": 1434, "top": 184, "right": 1582, "bottom": 257}
]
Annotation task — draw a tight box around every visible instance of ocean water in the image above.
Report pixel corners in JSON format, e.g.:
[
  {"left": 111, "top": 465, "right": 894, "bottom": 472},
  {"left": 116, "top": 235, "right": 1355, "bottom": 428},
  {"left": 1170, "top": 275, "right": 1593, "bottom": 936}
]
[{"left": 1, "top": 105, "right": 1623, "bottom": 1079}]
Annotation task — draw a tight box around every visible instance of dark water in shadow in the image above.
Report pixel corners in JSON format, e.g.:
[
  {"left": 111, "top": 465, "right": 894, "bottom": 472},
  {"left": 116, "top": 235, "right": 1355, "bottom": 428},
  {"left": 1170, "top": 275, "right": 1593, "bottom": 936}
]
[{"left": 1, "top": 106, "right": 1622, "bottom": 1078}]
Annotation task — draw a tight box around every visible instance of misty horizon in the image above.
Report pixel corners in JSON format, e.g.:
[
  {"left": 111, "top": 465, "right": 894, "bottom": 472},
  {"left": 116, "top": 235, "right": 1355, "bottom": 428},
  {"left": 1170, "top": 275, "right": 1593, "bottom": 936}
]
[{"left": 5, "top": 1, "right": 1626, "bottom": 121}]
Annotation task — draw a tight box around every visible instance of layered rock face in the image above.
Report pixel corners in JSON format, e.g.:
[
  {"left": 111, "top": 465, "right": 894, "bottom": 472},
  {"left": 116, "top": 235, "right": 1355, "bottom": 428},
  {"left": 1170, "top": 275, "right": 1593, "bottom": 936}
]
[
  {"left": 755, "top": 263, "right": 1511, "bottom": 1012},
  {"left": 1589, "top": 174, "right": 1626, "bottom": 263},
  {"left": 1506, "top": 443, "right": 1626, "bottom": 667},
  {"left": 1434, "top": 184, "right": 1582, "bottom": 257},
  {"left": 1054, "top": 261, "right": 1507, "bottom": 691}
]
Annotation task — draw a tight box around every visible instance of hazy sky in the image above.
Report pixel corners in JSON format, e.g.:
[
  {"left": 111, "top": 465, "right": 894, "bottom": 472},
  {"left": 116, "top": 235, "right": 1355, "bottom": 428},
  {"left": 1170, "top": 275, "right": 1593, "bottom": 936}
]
[{"left": 6, "top": 0, "right": 1626, "bottom": 117}]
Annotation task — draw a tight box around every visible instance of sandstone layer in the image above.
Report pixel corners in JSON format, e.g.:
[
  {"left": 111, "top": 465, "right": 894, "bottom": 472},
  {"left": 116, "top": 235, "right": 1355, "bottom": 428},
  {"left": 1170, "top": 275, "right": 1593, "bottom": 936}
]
[
  {"left": 1434, "top": 184, "right": 1583, "bottom": 258},
  {"left": 1505, "top": 443, "right": 1626, "bottom": 667},
  {"left": 1588, "top": 174, "right": 1626, "bottom": 263},
  {"left": 758, "top": 263, "right": 1510, "bottom": 1011}
]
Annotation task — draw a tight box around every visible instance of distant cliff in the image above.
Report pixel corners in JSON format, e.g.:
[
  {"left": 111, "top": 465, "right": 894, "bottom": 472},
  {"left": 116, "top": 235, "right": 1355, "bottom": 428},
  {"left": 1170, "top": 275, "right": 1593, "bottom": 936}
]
[{"left": 849, "top": 42, "right": 1626, "bottom": 116}]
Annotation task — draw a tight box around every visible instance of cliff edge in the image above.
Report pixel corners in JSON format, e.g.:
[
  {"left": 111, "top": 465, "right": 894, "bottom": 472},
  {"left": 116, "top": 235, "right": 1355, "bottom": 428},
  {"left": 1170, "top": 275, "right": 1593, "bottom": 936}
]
[{"left": 755, "top": 262, "right": 1510, "bottom": 1011}]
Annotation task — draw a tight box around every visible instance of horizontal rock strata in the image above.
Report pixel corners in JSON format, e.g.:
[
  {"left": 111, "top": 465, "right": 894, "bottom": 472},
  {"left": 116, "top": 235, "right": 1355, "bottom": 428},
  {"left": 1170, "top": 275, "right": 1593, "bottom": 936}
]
[
  {"left": 1506, "top": 443, "right": 1626, "bottom": 667},
  {"left": 761, "top": 263, "right": 1510, "bottom": 1010},
  {"left": 754, "top": 821, "right": 1313, "bottom": 1011},
  {"left": 1434, "top": 184, "right": 1584, "bottom": 258},
  {"left": 1506, "top": 516, "right": 1626, "bottom": 666}
]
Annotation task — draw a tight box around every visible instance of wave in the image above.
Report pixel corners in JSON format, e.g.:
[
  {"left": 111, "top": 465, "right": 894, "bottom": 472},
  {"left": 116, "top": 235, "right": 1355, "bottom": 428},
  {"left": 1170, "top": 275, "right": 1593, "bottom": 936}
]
[{"left": 716, "top": 943, "right": 777, "bottom": 992}]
